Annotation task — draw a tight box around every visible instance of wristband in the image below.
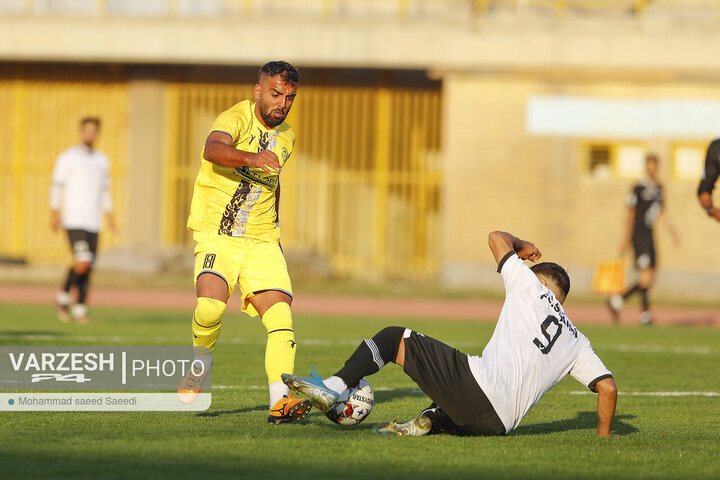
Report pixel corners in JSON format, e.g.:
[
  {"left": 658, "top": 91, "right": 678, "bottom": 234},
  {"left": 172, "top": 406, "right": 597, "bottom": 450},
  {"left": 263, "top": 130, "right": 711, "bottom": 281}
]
[{"left": 707, "top": 206, "right": 715, "bottom": 217}]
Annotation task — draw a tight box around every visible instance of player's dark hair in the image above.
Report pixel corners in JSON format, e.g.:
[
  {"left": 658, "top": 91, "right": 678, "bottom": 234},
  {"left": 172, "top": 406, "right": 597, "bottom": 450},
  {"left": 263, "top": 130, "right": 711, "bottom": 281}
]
[
  {"left": 646, "top": 153, "right": 659, "bottom": 164},
  {"left": 258, "top": 61, "right": 299, "bottom": 85},
  {"left": 80, "top": 117, "right": 101, "bottom": 128},
  {"left": 530, "top": 262, "right": 570, "bottom": 301}
]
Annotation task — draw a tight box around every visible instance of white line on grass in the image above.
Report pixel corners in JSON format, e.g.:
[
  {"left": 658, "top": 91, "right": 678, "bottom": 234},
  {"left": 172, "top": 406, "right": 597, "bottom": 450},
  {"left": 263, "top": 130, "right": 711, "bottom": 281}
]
[
  {"left": 569, "top": 391, "right": 719, "bottom": 397},
  {"left": 0, "top": 334, "right": 133, "bottom": 342},
  {"left": 603, "top": 344, "right": 713, "bottom": 355},
  {"left": 17, "top": 338, "right": 696, "bottom": 353},
  {"left": 0, "top": 335, "right": 714, "bottom": 356}
]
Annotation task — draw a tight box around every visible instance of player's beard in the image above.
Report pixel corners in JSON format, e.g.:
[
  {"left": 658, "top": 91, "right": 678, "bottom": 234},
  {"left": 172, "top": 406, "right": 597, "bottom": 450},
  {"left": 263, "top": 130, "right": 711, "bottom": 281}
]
[{"left": 259, "top": 104, "right": 287, "bottom": 128}]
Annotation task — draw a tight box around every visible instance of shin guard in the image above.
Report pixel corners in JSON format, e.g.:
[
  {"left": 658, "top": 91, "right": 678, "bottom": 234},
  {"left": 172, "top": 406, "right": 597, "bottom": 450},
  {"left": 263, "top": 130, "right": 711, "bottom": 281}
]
[
  {"left": 192, "top": 297, "right": 226, "bottom": 352},
  {"left": 262, "top": 302, "right": 296, "bottom": 385}
]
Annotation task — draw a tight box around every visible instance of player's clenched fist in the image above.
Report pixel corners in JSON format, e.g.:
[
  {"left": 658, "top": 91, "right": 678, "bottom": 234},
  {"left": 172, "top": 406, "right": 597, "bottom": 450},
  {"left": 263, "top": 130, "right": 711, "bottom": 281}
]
[
  {"left": 516, "top": 240, "right": 541, "bottom": 262},
  {"left": 711, "top": 208, "right": 720, "bottom": 223},
  {"left": 252, "top": 150, "right": 281, "bottom": 174}
]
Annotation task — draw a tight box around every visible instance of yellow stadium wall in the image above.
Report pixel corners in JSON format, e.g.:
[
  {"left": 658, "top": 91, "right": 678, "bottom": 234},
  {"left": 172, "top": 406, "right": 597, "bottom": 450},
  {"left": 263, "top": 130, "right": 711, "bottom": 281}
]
[
  {"left": 0, "top": 65, "right": 127, "bottom": 265},
  {"left": 0, "top": 65, "right": 443, "bottom": 281}
]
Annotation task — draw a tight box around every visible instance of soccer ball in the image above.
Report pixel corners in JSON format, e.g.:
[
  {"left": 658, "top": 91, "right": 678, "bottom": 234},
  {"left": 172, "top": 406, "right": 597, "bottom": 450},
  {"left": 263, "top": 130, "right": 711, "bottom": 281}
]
[{"left": 325, "top": 378, "right": 374, "bottom": 426}]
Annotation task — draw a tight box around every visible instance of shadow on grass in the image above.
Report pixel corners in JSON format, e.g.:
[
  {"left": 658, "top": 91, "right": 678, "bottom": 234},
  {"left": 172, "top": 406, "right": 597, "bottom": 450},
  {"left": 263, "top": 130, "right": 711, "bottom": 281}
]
[
  {"left": 0, "top": 331, "right": 65, "bottom": 337},
  {"left": 196, "top": 405, "right": 266, "bottom": 417},
  {"left": 196, "top": 404, "right": 328, "bottom": 428},
  {"left": 374, "top": 388, "right": 425, "bottom": 403},
  {"left": 513, "top": 411, "right": 638, "bottom": 436}
]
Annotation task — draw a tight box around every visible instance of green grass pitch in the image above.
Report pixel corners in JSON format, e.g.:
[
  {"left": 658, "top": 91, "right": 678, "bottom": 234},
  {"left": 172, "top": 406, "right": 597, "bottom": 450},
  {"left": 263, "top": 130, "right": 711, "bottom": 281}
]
[{"left": 0, "top": 302, "right": 718, "bottom": 479}]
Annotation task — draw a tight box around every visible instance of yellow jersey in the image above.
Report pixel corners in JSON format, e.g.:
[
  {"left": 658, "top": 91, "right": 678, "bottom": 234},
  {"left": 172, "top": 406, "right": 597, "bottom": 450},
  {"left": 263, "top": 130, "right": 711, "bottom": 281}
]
[{"left": 187, "top": 100, "right": 295, "bottom": 243}]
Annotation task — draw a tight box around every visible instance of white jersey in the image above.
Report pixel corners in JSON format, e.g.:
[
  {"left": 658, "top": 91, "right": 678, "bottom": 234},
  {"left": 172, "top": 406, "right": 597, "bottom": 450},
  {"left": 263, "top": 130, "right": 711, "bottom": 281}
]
[
  {"left": 49, "top": 145, "right": 113, "bottom": 233},
  {"left": 467, "top": 252, "right": 612, "bottom": 434}
]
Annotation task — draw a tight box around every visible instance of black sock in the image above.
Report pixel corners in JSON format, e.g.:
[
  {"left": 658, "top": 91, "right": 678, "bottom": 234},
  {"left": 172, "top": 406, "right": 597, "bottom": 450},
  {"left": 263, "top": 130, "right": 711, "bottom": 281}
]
[
  {"left": 77, "top": 272, "right": 91, "bottom": 304},
  {"left": 334, "top": 326, "right": 405, "bottom": 387},
  {"left": 421, "top": 404, "right": 461, "bottom": 436},
  {"left": 641, "top": 288, "right": 649, "bottom": 311},
  {"left": 64, "top": 268, "right": 78, "bottom": 293},
  {"left": 623, "top": 284, "right": 639, "bottom": 299}
]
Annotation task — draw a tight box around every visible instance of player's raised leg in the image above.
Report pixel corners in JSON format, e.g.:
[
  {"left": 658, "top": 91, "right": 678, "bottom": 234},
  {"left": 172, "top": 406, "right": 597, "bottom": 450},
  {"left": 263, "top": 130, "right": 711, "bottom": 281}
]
[
  {"left": 249, "top": 289, "right": 311, "bottom": 424},
  {"left": 283, "top": 326, "right": 406, "bottom": 412},
  {"left": 283, "top": 325, "right": 431, "bottom": 435},
  {"left": 284, "top": 326, "right": 503, "bottom": 437},
  {"left": 178, "top": 270, "right": 227, "bottom": 404}
]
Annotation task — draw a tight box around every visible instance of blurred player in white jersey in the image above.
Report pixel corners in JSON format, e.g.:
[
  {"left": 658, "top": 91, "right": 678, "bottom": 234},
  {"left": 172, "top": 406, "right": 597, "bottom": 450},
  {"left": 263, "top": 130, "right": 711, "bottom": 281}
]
[
  {"left": 50, "top": 117, "right": 116, "bottom": 323},
  {"left": 283, "top": 231, "right": 619, "bottom": 437}
]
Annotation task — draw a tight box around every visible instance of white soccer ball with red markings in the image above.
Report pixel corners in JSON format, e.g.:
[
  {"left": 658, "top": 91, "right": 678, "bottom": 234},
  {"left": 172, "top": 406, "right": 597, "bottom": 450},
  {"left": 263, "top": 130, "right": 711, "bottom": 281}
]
[{"left": 325, "top": 378, "right": 374, "bottom": 426}]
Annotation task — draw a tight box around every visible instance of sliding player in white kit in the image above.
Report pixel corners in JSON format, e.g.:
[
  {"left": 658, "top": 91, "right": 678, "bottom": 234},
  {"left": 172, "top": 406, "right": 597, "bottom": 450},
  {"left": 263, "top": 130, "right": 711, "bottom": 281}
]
[{"left": 283, "top": 230, "right": 619, "bottom": 437}]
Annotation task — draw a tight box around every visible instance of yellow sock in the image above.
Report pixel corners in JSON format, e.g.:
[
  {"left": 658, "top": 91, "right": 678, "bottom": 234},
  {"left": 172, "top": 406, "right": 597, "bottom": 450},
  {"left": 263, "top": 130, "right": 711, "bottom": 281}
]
[
  {"left": 192, "top": 297, "right": 226, "bottom": 353},
  {"left": 261, "top": 302, "right": 296, "bottom": 385}
]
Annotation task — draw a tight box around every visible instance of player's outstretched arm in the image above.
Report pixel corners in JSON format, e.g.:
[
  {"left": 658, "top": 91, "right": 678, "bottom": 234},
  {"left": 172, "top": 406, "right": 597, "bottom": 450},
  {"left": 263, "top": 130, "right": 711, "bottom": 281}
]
[
  {"left": 203, "top": 131, "right": 280, "bottom": 173},
  {"left": 595, "top": 377, "right": 619, "bottom": 437},
  {"left": 488, "top": 231, "right": 541, "bottom": 265}
]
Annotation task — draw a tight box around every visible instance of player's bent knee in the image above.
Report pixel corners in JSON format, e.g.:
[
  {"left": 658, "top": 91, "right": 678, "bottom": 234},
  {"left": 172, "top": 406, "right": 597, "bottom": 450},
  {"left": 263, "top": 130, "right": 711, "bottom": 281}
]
[
  {"left": 250, "top": 290, "right": 292, "bottom": 317},
  {"left": 261, "top": 302, "right": 293, "bottom": 333},
  {"left": 371, "top": 326, "right": 406, "bottom": 362},
  {"left": 376, "top": 326, "right": 406, "bottom": 342},
  {"left": 195, "top": 297, "right": 227, "bottom": 327}
]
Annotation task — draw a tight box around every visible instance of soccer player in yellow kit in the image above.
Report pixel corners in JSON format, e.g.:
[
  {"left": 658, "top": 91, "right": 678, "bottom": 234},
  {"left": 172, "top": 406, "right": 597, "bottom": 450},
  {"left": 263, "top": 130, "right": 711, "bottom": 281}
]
[{"left": 179, "top": 61, "right": 310, "bottom": 423}]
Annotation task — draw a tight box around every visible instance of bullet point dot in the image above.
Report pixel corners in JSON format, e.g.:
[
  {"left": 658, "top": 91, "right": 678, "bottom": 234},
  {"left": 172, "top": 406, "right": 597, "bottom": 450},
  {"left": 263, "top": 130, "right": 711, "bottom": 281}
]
[{"left": 8, "top": 399, "right": 14, "bottom": 405}]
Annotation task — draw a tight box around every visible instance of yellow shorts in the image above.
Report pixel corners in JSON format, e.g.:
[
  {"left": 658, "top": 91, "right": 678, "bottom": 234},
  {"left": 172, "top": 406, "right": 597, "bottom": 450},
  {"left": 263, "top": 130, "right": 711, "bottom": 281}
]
[{"left": 192, "top": 230, "right": 293, "bottom": 317}]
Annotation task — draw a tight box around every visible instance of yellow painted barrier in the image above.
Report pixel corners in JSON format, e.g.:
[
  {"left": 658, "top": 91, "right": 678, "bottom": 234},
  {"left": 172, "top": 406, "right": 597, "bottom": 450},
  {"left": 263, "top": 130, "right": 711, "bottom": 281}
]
[
  {"left": 593, "top": 259, "right": 625, "bottom": 295},
  {"left": 0, "top": 72, "right": 127, "bottom": 264},
  {"left": 163, "top": 83, "right": 443, "bottom": 280}
]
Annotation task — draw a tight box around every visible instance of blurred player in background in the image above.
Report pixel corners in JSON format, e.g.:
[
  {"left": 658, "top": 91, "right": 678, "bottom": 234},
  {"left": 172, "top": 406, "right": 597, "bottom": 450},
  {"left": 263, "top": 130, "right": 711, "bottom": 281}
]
[
  {"left": 50, "top": 117, "right": 116, "bottom": 323},
  {"left": 177, "top": 61, "right": 311, "bottom": 424},
  {"left": 609, "top": 153, "right": 679, "bottom": 325},
  {"left": 698, "top": 138, "right": 720, "bottom": 222},
  {"left": 283, "top": 231, "right": 618, "bottom": 437}
]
